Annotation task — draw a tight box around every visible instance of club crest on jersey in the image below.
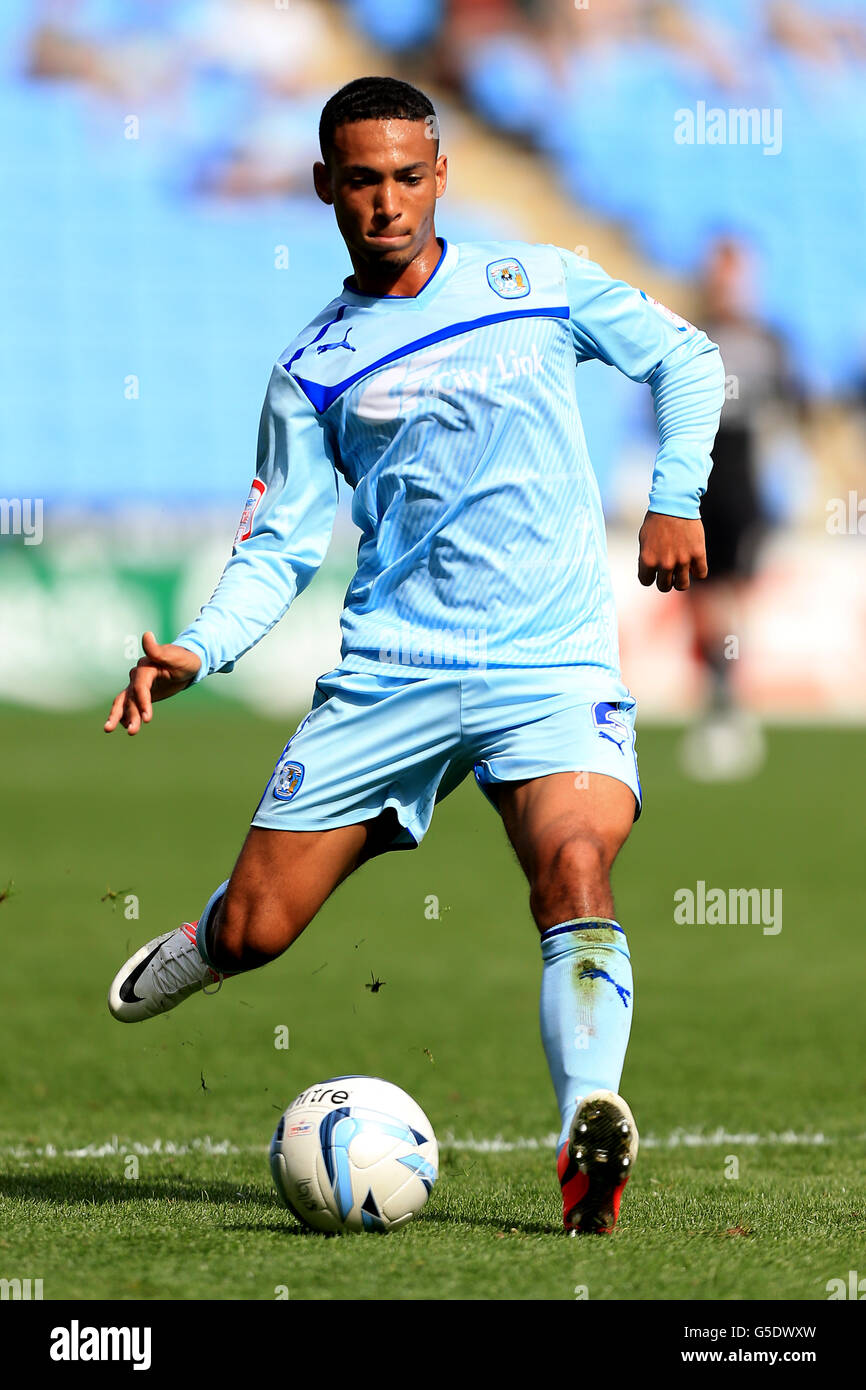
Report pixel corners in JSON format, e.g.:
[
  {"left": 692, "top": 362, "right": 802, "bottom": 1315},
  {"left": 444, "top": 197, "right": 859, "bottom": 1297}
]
[
  {"left": 274, "top": 760, "right": 304, "bottom": 801},
  {"left": 234, "top": 478, "right": 266, "bottom": 545},
  {"left": 486, "top": 258, "right": 530, "bottom": 299}
]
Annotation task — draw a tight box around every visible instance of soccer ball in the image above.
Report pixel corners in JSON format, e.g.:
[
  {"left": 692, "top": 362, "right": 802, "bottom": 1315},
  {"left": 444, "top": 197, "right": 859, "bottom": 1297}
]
[{"left": 270, "top": 1075, "right": 438, "bottom": 1233}]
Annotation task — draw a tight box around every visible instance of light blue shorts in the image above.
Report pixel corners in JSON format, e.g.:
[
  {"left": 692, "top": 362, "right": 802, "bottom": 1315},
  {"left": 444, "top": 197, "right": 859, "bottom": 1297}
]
[{"left": 251, "top": 665, "right": 641, "bottom": 855}]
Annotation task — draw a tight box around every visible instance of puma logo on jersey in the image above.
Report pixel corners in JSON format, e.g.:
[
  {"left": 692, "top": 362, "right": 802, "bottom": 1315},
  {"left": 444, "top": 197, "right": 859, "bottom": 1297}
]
[{"left": 317, "top": 328, "right": 356, "bottom": 354}]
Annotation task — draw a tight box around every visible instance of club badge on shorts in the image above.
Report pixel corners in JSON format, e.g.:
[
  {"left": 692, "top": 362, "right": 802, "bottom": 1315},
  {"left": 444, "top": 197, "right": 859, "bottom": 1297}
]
[
  {"left": 274, "top": 760, "right": 304, "bottom": 801},
  {"left": 486, "top": 258, "right": 530, "bottom": 299},
  {"left": 592, "top": 702, "right": 631, "bottom": 751}
]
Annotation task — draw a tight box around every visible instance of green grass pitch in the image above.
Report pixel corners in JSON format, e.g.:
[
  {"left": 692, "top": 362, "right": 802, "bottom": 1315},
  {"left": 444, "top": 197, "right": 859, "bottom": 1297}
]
[{"left": 1, "top": 703, "right": 863, "bottom": 1300}]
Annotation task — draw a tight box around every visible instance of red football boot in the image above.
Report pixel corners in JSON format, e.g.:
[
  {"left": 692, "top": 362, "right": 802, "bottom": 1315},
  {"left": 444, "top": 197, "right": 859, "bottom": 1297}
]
[{"left": 559, "top": 1090, "right": 639, "bottom": 1234}]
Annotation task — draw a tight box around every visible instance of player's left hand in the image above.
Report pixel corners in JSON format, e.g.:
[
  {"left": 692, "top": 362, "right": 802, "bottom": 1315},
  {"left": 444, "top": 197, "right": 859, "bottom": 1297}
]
[
  {"left": 637, "top": 511, "right": 707, "bottom": 592},
  {"left": 104, "top": 631, "right": 201, "bottom": 735}
]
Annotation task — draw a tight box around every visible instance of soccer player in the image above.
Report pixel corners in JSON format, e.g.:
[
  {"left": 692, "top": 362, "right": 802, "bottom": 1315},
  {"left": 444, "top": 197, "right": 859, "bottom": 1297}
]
[{"left": 105, "top": 77, "right": 725, "bottom": 1234}]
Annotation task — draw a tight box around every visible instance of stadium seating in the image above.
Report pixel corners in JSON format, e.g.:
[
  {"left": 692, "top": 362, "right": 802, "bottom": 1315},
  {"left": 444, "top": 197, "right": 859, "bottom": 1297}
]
[
  {"left": 355, "top": 0, "right": 866, "bottom": 399},
  {"left": 4, "top": 0, "right": 864, "bottom": 508}
]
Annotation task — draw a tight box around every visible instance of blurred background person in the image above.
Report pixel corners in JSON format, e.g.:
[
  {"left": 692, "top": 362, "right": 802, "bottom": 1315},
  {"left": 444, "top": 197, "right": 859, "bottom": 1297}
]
[{"left": 680, "top": 237, "right": 800, "bottom": 781}]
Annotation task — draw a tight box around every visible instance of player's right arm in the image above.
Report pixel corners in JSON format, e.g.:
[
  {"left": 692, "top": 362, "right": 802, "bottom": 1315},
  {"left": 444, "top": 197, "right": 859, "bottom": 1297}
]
[{"left": 105, "top": 364, "right": 339, "bottom": 734}]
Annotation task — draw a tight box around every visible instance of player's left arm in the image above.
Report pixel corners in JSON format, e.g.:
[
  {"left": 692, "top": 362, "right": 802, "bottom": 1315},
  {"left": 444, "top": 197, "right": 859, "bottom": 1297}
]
[{"left": 555, "top": 247, "right": 726, "bottom": 592}]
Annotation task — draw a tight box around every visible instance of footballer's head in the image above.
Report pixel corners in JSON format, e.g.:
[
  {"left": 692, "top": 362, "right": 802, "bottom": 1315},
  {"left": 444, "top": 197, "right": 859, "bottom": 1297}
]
[{"left": 314, "top": 77, "right": 446, "bottom": 279}]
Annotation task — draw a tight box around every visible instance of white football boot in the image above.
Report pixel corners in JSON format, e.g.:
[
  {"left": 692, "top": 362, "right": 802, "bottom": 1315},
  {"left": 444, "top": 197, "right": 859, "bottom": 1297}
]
[{"left": 108, "top": 922, "right": 229, "bottom": 1023}]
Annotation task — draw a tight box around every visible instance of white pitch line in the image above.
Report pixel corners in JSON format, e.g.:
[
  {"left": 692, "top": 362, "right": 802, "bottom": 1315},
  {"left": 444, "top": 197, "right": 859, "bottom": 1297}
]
[
  {"left": 645, "top": 1128, "right": 836, "bottom": 1149},
  {"left": 0, "top": 1137, "right": 242, "bottom": 1160},
  {"left": 0, "top": 1129, "right": 848, "bottom": 1161},
  {"left": 441, "top": 1129, "right": 838, "bottom": 1152}
]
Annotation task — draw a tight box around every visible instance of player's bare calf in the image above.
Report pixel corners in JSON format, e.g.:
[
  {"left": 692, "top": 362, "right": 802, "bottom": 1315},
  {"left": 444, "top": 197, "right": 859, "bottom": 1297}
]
[{"left": 107, "top": 821, "right": 376, "bottom": 1022}]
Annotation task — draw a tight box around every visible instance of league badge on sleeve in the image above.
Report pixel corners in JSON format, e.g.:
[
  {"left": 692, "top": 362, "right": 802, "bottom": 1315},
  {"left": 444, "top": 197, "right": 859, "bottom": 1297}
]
[
  {"left": 486, "top": 258, "right": 530, "bottom": 299},
  {"left": 234, "top": 478, "right": 266, "bottom": 545},
  {"left": 639, "top": 289, "right": 693, "bottom": 333}
]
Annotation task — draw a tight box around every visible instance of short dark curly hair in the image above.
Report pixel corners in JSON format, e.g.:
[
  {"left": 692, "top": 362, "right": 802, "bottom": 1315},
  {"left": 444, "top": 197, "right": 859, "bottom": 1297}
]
[{"left": 319, "top": 76, "right": 438, "bottom": 163}]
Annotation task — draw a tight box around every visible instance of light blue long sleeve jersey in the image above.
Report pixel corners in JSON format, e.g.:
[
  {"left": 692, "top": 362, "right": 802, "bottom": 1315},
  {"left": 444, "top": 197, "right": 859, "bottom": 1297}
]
[{"left": 175, "top": 239, "right": 725, "bottom": 681}]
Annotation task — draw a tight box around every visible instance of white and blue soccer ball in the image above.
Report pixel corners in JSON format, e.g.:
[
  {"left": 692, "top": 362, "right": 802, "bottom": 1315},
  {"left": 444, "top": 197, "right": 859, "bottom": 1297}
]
[{"left": 270, "top": 1075, "right": 438, "bottom": 1233}]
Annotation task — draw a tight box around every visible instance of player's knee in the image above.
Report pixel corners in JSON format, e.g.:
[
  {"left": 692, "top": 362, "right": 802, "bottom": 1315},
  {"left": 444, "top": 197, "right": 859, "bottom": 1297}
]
[
  {"left": 538, "top": 831, "right": 610, "bottom": 887},
  {"left": 529, "top": 833, "right": 612, "bottom": 928}
]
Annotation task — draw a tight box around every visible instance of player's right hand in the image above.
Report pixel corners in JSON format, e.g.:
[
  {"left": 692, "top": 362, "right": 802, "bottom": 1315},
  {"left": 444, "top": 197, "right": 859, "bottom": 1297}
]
[{"left": 104, "top": 631, "right": 202, "bottom": 735}]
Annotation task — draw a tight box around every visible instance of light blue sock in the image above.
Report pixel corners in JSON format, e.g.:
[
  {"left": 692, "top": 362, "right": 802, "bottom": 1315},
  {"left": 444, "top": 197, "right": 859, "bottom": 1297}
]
[
  {"left": 539, "top": 918, "right": 634, "bottom": 1152},
  {"left": 194, "top": 880, "right": 230, "bottom": 969}
]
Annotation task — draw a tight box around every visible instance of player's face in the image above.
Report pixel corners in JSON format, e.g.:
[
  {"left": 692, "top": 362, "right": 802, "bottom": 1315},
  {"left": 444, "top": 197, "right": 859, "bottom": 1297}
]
[{"left": 314, "top": 119, "right": 446, "bottom": 273}]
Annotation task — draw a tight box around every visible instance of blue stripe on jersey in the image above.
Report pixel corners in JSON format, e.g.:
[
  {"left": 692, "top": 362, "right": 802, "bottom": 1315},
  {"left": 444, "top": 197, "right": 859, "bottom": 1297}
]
[{"left": 289, "top": 304, "right": 570, "bottom": 412}]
